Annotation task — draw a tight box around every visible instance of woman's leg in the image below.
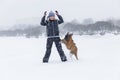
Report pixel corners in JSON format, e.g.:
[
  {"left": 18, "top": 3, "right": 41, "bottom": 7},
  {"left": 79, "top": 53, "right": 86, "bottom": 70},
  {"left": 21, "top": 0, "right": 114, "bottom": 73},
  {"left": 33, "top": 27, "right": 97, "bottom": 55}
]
[
  {"left": 43, "top": 38, "right": 53, "bottom": 63},
  {"left": 54, "top": 37, "right": 67, "bottom": 62}
]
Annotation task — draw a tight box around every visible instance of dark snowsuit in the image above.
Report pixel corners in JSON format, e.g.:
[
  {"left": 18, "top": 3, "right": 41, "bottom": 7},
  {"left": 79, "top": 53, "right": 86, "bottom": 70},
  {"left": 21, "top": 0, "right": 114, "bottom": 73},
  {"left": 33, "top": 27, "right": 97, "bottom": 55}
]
[{"left": 41, "top": 15, "right": 67, "bottom": 62}]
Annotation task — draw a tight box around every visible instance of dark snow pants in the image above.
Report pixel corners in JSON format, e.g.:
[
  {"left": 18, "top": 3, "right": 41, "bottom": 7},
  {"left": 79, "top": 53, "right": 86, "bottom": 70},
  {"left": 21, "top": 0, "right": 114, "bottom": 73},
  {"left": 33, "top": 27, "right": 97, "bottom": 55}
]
[{"left": 43, "top": 37, "right": 67, "bottom": 62}]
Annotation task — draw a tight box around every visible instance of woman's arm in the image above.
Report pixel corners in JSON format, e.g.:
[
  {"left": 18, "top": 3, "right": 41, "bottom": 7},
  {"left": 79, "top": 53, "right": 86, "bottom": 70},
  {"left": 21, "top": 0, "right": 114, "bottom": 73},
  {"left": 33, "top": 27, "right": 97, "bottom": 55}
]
[
  {"left": 40, "top": 11, "right": 47, "bottom": 26},
  {"left": 55, "top": 11, "right": 64, "bottom": 24},
  {"left": 57, "top": 15, "right": 64, "bottom": 24},
  {"left": 40, "top": 16, "right": 47, "bottom": 26}
]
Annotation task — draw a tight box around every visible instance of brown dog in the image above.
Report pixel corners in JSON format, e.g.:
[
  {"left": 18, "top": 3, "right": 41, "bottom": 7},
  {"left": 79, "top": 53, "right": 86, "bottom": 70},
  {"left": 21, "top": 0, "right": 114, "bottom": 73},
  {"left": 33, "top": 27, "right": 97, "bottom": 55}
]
[{"left": 61, "top": 32, "right": 78, "bottom": 60}]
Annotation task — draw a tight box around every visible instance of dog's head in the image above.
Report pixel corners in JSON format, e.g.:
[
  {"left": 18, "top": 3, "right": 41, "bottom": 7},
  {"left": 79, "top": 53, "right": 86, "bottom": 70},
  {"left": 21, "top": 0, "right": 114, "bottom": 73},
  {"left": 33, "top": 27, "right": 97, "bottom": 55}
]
[
  {"left": 64, "top": 32, "right": 73, "bottom": 41},
  {"left": 61, "top": 32, "right": 73, "bottom": 44}
]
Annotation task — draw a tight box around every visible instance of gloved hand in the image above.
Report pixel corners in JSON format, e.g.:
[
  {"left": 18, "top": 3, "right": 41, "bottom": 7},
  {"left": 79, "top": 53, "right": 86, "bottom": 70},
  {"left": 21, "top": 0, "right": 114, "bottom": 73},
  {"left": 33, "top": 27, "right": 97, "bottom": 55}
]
[
  {"left": 44, "top": 11, "right": 47, "bottom": 16},
  {"left": 55, "top": 11, "right": 59, "bottom": 15}
]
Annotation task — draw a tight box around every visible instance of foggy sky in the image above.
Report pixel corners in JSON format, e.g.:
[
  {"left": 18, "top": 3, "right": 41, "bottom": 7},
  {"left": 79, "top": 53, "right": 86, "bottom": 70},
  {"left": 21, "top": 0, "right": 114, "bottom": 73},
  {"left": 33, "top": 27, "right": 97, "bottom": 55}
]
[{"left": 0, "top": 0, "right": 120, "bottom": 27}]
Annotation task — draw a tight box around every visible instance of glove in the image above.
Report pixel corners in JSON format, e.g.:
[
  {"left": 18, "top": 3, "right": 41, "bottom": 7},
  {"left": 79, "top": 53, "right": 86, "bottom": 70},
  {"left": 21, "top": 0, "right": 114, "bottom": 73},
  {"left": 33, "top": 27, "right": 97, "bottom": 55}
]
[
  {"left": 44, "top": 11, "right": 47, "bottom": 16},
  {"left": 55, "top": 11, "right": 59, "bottom": 15}
]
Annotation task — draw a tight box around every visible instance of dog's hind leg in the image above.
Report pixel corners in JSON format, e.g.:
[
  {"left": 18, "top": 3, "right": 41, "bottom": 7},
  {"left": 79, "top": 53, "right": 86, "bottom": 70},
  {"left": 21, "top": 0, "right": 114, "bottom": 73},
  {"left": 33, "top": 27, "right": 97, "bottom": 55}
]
[{"left": 69, "top": 53, "right": 73, "bottom": 60}]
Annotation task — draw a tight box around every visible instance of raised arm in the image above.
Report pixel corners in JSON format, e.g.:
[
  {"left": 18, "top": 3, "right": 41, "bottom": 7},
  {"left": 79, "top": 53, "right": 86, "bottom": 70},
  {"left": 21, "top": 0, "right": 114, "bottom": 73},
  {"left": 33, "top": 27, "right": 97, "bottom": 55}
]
[
  {"left": 40, "top": 11, "right": 47, "bottom": 26},
  {"left": 55, "top": 11, "right": 64, "bottom": 24}
]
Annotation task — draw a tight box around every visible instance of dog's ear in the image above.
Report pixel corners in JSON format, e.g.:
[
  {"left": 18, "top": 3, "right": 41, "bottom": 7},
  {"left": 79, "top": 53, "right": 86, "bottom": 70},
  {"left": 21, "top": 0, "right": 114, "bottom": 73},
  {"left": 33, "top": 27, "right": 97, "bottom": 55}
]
[
  {"left": 70, "top": 33, "right": 73, "bottom": 36},
  {"left": 67, "top": 32, "right": 69, "bottom": 35}
]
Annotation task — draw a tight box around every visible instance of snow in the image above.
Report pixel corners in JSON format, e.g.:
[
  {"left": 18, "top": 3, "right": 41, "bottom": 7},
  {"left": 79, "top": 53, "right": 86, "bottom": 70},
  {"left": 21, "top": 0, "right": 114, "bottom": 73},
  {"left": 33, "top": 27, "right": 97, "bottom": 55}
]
[{"left": 0, "top": 35, "right": 120, "bottom": 80}]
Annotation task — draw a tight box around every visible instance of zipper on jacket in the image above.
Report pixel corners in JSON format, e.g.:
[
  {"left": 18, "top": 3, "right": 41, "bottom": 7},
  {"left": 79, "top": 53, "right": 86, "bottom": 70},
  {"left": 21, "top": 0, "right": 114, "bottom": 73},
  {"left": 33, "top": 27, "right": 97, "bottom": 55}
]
[{"left": 52, "top": 21, "right": 55, "bottom": 36}]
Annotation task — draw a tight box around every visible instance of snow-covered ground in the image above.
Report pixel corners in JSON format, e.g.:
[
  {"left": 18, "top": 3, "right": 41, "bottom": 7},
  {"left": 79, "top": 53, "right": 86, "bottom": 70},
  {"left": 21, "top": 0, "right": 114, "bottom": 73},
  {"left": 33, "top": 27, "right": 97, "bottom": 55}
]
[{"left": 0, "top": 34, "right": 120, "bottom": 80}]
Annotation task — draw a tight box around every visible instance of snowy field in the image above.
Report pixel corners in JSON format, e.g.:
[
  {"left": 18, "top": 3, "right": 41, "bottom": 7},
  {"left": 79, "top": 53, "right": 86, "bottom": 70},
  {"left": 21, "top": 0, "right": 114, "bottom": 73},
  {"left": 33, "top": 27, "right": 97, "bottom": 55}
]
[{"left": 0, "top": 34, "right": 120, "bottom": 80}]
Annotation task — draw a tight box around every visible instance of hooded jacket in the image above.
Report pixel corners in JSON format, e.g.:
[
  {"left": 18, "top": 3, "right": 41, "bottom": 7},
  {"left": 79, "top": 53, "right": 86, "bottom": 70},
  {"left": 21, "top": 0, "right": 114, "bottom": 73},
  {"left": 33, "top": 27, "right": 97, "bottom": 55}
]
[{"left": 41, "top": 15, "right": 64, "bottom": 37}]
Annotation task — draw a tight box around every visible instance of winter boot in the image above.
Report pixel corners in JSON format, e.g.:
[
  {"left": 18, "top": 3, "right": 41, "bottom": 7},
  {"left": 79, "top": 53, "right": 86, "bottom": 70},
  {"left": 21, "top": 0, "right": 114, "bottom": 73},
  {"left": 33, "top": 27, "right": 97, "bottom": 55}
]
[
  {"left": 43, "top": 58, "right": 49, "bottom": 63},
  {"left": 61, "top": 56, "right": 67, "bottom": 62}
]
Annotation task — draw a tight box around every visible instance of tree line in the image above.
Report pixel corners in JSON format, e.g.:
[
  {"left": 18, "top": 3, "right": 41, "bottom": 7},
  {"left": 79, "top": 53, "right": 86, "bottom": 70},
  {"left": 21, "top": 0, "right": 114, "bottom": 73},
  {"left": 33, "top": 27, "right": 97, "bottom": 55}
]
[{"left": 0, "top": 19, "right": 120, "bottom": 38}]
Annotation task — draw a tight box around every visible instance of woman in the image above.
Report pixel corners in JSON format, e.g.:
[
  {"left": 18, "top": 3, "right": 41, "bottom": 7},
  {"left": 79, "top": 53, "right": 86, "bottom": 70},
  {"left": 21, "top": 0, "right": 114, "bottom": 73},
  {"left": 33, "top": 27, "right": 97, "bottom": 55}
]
[{"left": 41, "top": 11, "right": 67, "bottom": 63}]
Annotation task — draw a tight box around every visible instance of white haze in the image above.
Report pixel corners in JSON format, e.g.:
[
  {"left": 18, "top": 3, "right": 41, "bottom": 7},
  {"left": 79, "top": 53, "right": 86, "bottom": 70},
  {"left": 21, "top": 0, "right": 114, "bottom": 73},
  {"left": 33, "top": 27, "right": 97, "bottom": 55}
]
[{"left": 0, "top": 0, "right": 120, "bottom": 28}]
